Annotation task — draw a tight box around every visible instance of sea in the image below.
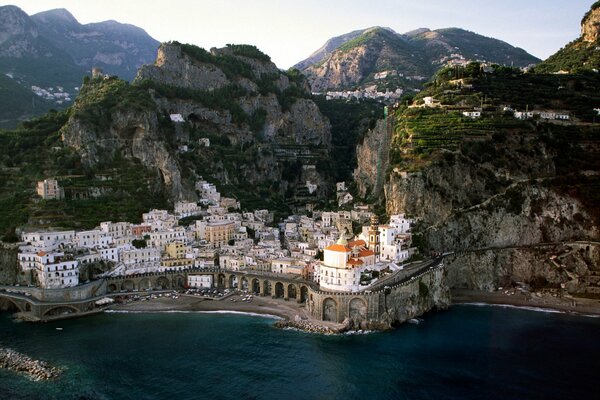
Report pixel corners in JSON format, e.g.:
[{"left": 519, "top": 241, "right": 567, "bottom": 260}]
[{"left": 1, "top": 305, "right": 599, "bottom": 400}]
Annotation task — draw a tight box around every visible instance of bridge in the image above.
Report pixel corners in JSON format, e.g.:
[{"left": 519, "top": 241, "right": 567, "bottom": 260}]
[
  {"left": 105, "top": 268, "right": 315, "bottom": 303},
  {"left": 0, "top": 258, "right": 448, "bottom": 325},
  {"left": 0, "top": 280, "right": 107, "bottom": 321}
]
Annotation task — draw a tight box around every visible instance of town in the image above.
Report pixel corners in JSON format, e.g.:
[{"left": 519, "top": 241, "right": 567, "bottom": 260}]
[{"left": 19, "top": 177, "right": 417, "bottom": 295}]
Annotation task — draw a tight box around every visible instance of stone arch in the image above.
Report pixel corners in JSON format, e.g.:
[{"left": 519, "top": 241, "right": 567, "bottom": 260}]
[
  {"left": 122, "top": 280, "right": 135, "bottom": 291},
  {"left": 218, "top": 274, "right": 226, "bottom": 288},
  {"left": 251, "top": 278, "right": 260, "bottom": 293},
  {"left": 323, "top": 298, "right": 338, "bottom": 322},
  {"left": 274, "top": 282, "right": 284, "bottom": 298},
  {"left": 43, "top": 305, "right": 79, "bottom": 317},
  {"left": 349, "top": 298, "right": 367, "bottom": 321},
  {"left": 108, "top": 283, "right": 118, "bottom": 292},
  {"left": 228, "top": 274, "right": 236, "bottom": 289},
  {"left": 139, "top": 278, "right": 152, "bottom": 291},
  {"left": 155, "top": 277, "right": 170, "bottom": 290},
  {"left": 288, "top": 284, "right": 297, "bottom": 299},
  {"left": 173, "top": 275, "right": 186, "bottom": 289},
  {"left": 300, "top": 286, "right": 309, "bottom": 303},
  {"left": 263, "top": 280, "right": 271, "bottom": 296},
  {"left": 0, "top": 297, "right": 23, "bottom": 313}
]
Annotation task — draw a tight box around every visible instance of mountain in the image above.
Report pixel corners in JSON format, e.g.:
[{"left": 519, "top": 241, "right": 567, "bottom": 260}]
[
  {"left": 0, "top": 42, "right": 332, "bottom": 235},
  {"left": 31, "top": 8, "right": 160, "bottom": 81},
  {"left": 353, "top": 5, "right": 600, "bottom": 306},
  {"left": 296, "top": 26, "right": 541, "bottom": 92},
  {"left": 0, "top": 73, "right": 55, "bottom": 127},
  {"left": 0, "top": 5, "right": 159, "bottom": 127},
  {"left": 535, "top": 1, "right": 600, "bottom": 73},
  {"left": 0, "top": 5, "right": 84, "bottom": 89},
  {"left": 293, "top": 27, "right": 392, "bottom": 71}
]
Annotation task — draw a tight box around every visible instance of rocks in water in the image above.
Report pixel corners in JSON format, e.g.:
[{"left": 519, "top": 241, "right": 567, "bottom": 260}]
[
  {"left": 274, "top": 318, "right": 345, "bottom": 335},
  {"left": 0, "top": 347, "right": 62, "bottom": 381}
]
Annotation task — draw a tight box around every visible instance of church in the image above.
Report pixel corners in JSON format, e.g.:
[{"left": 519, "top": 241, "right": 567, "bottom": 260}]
[{"left": 318, "top": 217, "right": 381, "bottom": 292}]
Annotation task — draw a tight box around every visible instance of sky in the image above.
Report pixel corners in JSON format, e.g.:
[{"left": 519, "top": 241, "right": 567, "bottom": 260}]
[{"left": 5, "top": 0, "right": 595, "bottom": 69}]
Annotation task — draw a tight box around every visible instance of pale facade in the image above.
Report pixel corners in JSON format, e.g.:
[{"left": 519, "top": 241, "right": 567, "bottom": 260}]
[
  {"left": 188, "top": 274, "right": 213, "bottom": 288},
  {"left": 318, "top": 235, "right": 375, "bottom": 292},
  {"left": 37, "top": 178, "right": 64, "bottom": 200}
]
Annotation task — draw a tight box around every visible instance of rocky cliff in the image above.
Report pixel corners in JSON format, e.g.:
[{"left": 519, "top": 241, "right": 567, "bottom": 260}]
[
  {"left": 380, "top": 118, "right": 600, "bottom": 291},
  {"left": 582, "top": 3, "right": 600, "bottom": 42},
  {"left": 353, "top": 118, "right": 391, "bottom": 199},
  {"left": 297, "top": 26, "right": 540, "bottom": 92},
  {"left": 60, "top": 42, "right": 332, "bottom": 207},
  {"left": 536, "top": 2, "right": 600, "bottom": 73}
]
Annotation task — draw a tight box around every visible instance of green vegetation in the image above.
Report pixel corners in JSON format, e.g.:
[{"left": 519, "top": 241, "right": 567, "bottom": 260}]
[
  {"left": 0, "top": 88, "right": 168, "bottom": 238},
  {"left": 173, "top": 41, "right": 256, "bottom": 80},
  {"left": 138, "top": 80, "right": 250, "bottom": 125},
  {"left": 225, "top": 44, "right": 271, "bottom": 62},
  {"left": 0, "top": 74, "right": 56, "bottom": 128},
  {"left": 73, "top": 77, "right": 156, "bottom": 129},
  {"left": 535, "top": 39, "right": 600, "bottom": 74},
  {"left": 314, "top": 97, "right": 384, "bottom": 181}
]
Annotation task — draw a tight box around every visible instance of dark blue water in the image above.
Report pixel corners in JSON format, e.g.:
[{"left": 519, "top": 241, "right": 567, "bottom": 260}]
[{"left": 1, "top": 305, "right": 599, "bottom": 400}]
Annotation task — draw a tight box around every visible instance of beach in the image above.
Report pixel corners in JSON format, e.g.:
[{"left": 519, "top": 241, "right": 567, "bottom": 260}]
[
  {"left": 452, "top": 289, "right": 600, "bottom": 317},
  {"left": 107, "top": 292, "right": 347, "bottom": 331}
]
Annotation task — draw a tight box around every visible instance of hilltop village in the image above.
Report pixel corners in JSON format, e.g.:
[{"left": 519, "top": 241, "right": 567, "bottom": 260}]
[{"left": 17, "top": 178, "right": 416, "bottom": 294}]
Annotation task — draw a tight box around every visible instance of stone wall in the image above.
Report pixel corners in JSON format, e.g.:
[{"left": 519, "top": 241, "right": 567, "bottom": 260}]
[
  {"left": 306, "top": 265, "right": 450, "bottom": 329},
  {"left": 0, "top": 280, "right": 107, "bottom": 302}
]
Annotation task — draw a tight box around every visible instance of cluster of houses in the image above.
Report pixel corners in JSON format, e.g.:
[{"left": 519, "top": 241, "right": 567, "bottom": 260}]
[
  {"left": 323, "top": 86, "right": 404, "bottom": 102},
  {"left": 17, "top": 179, "right": 416, "bottom": 293},
  {"left": 418, "top": 96, "right": 572, "bottom": 121},
  {"left": 30, "top": 85, "right": 74, "bottom": 105}
]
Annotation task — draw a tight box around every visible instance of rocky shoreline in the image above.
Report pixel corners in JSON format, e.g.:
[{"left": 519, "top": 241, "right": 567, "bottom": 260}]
[{"left": 0, "top": 347, "right": 62, "bottom": 381}]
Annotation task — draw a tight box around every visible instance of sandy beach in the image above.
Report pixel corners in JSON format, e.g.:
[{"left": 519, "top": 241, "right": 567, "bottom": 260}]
[
  {"left": 107, "top": 292, "right": 346, "bottom": 331},
  {"left": 452, "top": 289, "right": 600, "bottom": 317}
]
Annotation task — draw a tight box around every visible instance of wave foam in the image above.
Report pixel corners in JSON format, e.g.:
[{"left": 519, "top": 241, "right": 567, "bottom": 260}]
[
  {"left": 104, "top": 309, "right": 282, "bottom": 320},
  {"left": 460, "top": 302, "right": 600, "bottom": 318}
]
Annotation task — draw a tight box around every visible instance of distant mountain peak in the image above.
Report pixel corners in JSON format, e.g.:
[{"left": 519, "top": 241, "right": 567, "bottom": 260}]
[
  {"left": 31, "top": 8, "right": 79, "bottom": 25},
  {"left": 295, "top": 26, "right": 540, "bottom": 92}
]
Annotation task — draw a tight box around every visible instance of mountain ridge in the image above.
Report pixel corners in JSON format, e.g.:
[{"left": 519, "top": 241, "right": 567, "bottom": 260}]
[{"left": 296, "top": 26, "right": 541, "bottom": 92}]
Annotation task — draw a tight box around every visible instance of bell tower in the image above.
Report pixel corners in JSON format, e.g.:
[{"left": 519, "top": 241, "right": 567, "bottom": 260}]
[{"left": 368, "top": 215, "right": 380, "bottom": 262}]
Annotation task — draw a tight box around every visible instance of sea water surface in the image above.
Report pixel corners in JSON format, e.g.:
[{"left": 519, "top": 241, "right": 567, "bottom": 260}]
[{"left": 1, "top": 305, "right": 599, "bottom": 400}]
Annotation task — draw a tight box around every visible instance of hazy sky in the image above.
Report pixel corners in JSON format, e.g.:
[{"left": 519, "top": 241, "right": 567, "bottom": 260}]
[{"left": 6, "top": 0, "right": 594, "bottom": 68}]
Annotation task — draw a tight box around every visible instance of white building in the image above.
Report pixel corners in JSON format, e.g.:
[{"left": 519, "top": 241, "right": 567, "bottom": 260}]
[
  {"left": 75, "top": 230, "right": 112, "bottom": 249},
  {"left": 100, "top": 222, "right": 132, "bottom": 239},
  {"left": 21, "top": 230, "right": 75, "bottom": 251},
  {"left": 188, "top": 274, "right": 213, "bottom": 288},
  {"left": 318, "top": 235, "right": 375, "bottom": 292},
  {"left": 22, "top": 251, "right": 79, "bottom": 289},
  {"left": 121, "top": 247, "right": 161, "bottom": 267},
  {"left": 174, "top": 201, "right": 200, "bottom": 218}
]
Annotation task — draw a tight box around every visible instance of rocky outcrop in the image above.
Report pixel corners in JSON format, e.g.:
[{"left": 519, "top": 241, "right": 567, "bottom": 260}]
[
  {"left": 137, "top": 44, "right": 229, "bottom": 91},
  {"left": 135, "top": 42, "right": 332, "bottom": 200},
  {"left": 582, "top": 5, "right": 600, "bottom": 42},
  {"left": 354, "top": 118, "right": 391, "bottom": 198},
  {"left": 380, "top": 266, "right": 451, "bottom": 327},
  {"left": 61, "top": 108, "right": 189, "bottom": 200},
  {"left": 445, "top": 243, "right": 600, "bottom": 294},
  {"left": 0, "top": 243, "right": 19, "bottom": 286},
  {"left": 0, "top": 347, "right": 62, "bottom": 381}
]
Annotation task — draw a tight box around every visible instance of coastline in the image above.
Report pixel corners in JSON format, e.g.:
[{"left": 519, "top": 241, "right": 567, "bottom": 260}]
[
  {"left": 107, "top": 293, "right": 347, "bottom": 333},
  {"left": 451, "top": 289, "right": 600, "bottom": 317}
]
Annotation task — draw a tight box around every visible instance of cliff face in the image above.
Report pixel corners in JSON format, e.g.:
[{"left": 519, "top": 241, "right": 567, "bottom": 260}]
[
  {"left": 445, "top": 243, "right": 600, "bottom": 295},
  {"left": 382, "top": 124, "right": 600, "bottom": 293},
  {"left": 582, "top": 5, "right": 600, "bottom": 42},
  {"left": 353, "top": 118, "right": 391, "bottom": 198},
  {"left": 60, "top": 42, "right": 332, "bottom": 205},
  {"left": 382, "top": 266, "right": 451, "bottom": 326}
]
